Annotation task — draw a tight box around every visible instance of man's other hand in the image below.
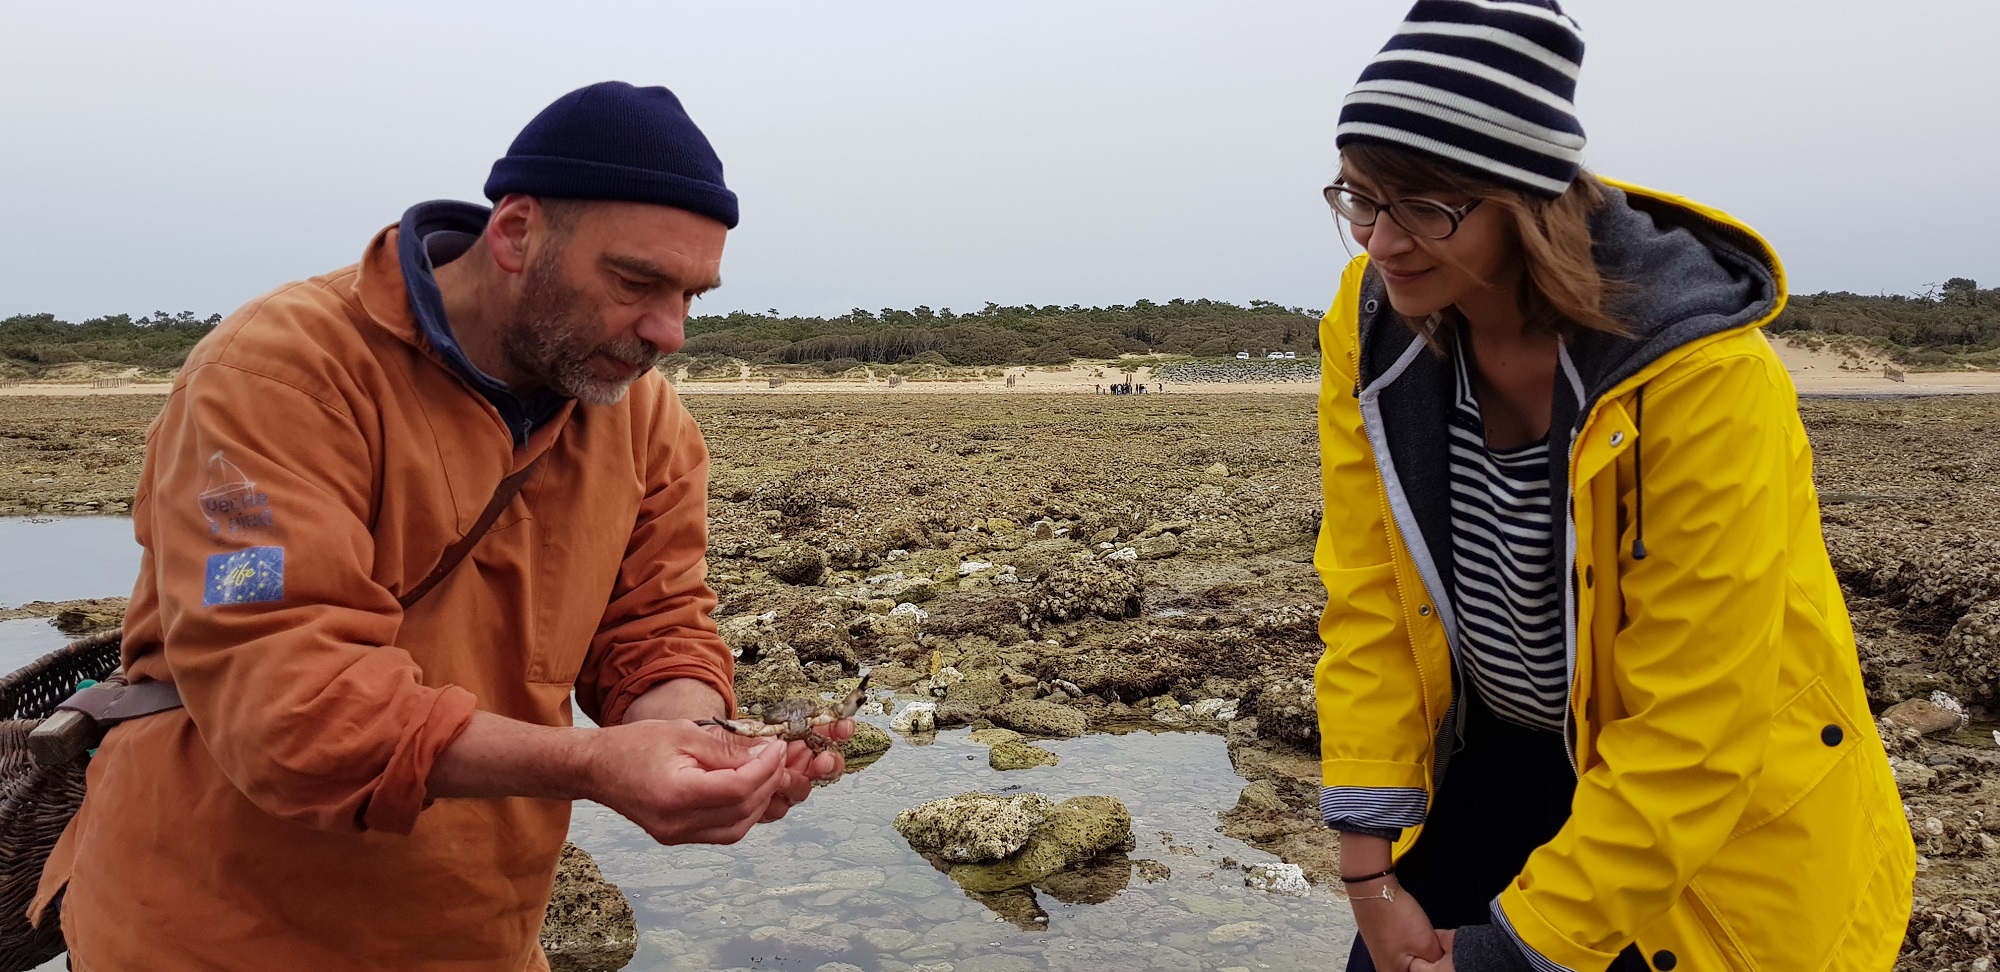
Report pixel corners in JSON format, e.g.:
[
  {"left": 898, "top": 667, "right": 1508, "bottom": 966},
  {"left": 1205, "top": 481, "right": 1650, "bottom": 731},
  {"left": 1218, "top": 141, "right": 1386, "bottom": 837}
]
[{"left": 582, "top": 719, "right": 791, "bottom": 845}]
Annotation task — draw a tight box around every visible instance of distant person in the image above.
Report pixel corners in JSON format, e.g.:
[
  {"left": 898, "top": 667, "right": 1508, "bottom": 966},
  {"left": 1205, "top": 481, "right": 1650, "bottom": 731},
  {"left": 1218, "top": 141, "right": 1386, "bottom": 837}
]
[
  {"left": 35, "top": 82, "right": 850, "bottom": 971},
  {"left": 1310, "top": 4, "right": 1911, "bottom": 972}
]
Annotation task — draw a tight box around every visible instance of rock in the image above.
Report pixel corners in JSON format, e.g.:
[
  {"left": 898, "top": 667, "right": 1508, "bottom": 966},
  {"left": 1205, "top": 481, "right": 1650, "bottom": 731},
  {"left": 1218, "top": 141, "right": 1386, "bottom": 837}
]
[
  {"left": 1254, "top": 677, "right": 1320, "bottom": 746},
  {"left": 1883, "top": 695, "right": 1969, "bottom": 736},
  {"left": 1235, "top": 780, "right": 1288, "bottom": 813},
  {"left": 733, "top": 645, "right": 815, "bottom": 712},
  {"left": 865, "top": 663, "right": 926, "bottom": 690},
  {"left": 882, "top": 577, "right": 938, "bottom": 603},
  {"left": 1023, "top": 560, "right": 1141, "bottom": 625},
  {"left": 1204, "top": 462, "right": 1231, "bottom": 478},
  {"left": 770, "top": 545, "right": 828, "bottom": 585},
  {"left": 1244, "top": 862, "right": 1311, "bottom": 897},
  {"left": 841, "top": 723, "right": 893, "bottom": 762},
  {"left": 1134, "top": 859, "right": 1172, "bottom": 883},
  {"left": 747, "top": 926, "right": 851, "bottom": 957},
  {"left": 933, "top": 700, "right": 987, "bottom": 727},
  {"left": 1890, "top": 756, "right": 1939, "bottom": 791},
  {"left": 892, "top": 701, "right": 938, "bottom": 734},
  {"left": 540, "top": 843, "right": 638, "bottom": 972},
  {"left": 987, "top": 699, "right": 1088, "bottom": 738},
  {"left": 1032, "top": 519, "right": 1057, "bottom": 539},
  {"left": 958, "top": 560, "right": 995, "bottom": 577},
  {"left": 1207, "top": 921, "right": 1273, "bottom": 945},
  {"left": 1139, "top": 520, "right": 1193, "bottom": 539},
  {"left": 848, "top": 610, "right": 920, "bottom": 643},
  {"left": 51, "top": 600, "right": 125, "bottom": 635},
  {"left": 1104, "top": 547, "right": 1139, "bottom": 562},
  {"left": 895, "top": 792, "right": 1054, "bottom": 863},
  {"left": 929, "top": 665, "right": 967, "bottom": 694},
  {"left": 985, "top": 518, "right": 1017, "bottom": 534},
  {"left": 1944, "top": 600, "right": 2000, "bottom": 699},
  {"left": 1090, "top": 527, "right": 1119, "bottom": 543},
  {"left": 1034, "top": 853, "right": 1133, "bottom": 905},
  {"left": 967, "top": 727, "right": 1024, "bottom": 746},
  {"left": 1191, "top": 698, "right": 1240, "bottom": 721},
  {"left": 947, "top": 796, "right": 1134, "bottom": 892},
  {"left": 943, "top": 674, "right": 1009, "bottom": 709},
  {"left": 1135, "top": 533, "right": 1183, "bottom": 560},
  {"left": 989, "top": 740, "right": 1061, "bottom": 771}
]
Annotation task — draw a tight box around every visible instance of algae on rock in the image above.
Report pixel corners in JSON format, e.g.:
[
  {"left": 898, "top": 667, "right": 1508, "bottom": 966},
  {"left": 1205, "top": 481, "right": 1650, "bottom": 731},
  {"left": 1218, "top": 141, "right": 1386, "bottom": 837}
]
[{"left": 540, "top": 843, "right": 638, "bottom": 972}]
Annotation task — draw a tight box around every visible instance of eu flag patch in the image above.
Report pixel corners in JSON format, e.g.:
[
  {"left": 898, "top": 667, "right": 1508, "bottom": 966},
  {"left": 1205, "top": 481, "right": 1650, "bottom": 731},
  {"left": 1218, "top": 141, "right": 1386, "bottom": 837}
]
[{"left": 204, "top": 546, "right": 285, "bottom": 606}]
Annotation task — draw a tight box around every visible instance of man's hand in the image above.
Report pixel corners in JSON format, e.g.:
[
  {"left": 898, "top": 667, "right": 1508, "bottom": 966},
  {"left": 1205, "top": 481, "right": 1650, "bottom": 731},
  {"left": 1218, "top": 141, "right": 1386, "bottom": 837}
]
[
  {"left": 581, "top": 717, "right": 790, "bottom": 845},
  {"left": 623, "top": 678, "right": 854, "bottom": 823}
]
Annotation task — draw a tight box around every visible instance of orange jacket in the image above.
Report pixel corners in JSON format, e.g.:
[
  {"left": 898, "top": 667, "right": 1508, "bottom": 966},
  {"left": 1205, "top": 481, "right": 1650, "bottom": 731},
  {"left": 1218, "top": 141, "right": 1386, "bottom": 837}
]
[{"left": 33, "top": 221, "right": 736, "bottom": 971}]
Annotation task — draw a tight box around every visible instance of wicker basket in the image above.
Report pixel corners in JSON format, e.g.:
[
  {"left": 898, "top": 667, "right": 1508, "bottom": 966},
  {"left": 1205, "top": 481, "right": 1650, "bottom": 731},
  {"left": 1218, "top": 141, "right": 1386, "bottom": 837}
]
[{"left": 0, "top": 630, "right": 122, "bottom": 971}]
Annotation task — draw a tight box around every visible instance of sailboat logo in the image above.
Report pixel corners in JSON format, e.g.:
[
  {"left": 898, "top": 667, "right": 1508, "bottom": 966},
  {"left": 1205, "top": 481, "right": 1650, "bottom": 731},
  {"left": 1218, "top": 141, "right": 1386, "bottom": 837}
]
[{"left": 197, "top": 452, "right": 272, "bottom": 535}]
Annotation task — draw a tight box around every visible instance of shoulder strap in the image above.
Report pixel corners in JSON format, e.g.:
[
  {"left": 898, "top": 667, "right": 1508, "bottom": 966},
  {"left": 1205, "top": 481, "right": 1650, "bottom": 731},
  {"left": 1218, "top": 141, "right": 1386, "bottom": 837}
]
[{"left": 399, "top": 450, "right": 548, "bottom": 609}]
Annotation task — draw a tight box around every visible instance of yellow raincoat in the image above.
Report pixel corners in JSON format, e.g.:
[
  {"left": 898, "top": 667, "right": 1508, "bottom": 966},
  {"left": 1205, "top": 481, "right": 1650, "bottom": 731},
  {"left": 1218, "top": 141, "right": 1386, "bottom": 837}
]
[{"left": 1313, "top": 180, "right": 1915, "bottom": 971}]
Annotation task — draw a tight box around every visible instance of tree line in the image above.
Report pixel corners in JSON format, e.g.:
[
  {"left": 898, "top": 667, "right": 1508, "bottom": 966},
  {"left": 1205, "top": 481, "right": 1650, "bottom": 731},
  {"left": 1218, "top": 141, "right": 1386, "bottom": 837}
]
[{"left": 4, "top": 281, "right": 1997, "bottom": 373}]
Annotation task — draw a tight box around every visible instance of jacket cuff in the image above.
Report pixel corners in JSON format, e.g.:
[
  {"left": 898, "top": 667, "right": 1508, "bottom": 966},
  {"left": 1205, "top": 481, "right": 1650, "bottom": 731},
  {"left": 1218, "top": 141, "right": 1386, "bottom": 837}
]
[
  {"left": 358, "top": 684, "right": 479, "bottom": 835},
  {"left": 599, "top": 656, "right": 737, "bottom": 727},
  {"left": 1319, "top": 785, "right": 1427, "bottom": 832},
  {"left": 1327, "top": 821, "right": 1403, "bottom": 841},
  {"left": 1492, "top": 891, "right": 1619, "bottom": 972}
]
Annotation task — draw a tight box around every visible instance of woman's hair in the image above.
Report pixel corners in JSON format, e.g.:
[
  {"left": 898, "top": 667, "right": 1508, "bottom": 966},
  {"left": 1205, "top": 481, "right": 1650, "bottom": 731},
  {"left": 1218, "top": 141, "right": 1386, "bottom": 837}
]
[{"left": 1339, "top": 141, "right": 1622, "bottom": 342}]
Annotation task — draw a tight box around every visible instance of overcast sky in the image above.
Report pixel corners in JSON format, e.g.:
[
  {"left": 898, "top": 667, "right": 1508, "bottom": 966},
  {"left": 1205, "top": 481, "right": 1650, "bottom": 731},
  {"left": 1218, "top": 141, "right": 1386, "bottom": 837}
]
[{"left": 4, "top": 1, "right": 1996, "bottom": 322}]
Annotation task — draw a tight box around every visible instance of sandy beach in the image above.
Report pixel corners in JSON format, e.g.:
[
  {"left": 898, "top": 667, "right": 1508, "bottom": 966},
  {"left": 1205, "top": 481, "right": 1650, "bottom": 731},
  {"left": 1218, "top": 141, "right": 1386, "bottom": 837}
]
[{"left": 4, "top": 335, "right": 1994, "bottom": 399}]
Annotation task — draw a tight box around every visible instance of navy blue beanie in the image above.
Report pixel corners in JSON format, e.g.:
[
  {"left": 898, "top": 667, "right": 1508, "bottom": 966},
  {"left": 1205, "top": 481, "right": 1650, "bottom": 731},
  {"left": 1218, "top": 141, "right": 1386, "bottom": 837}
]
[
  {"left": 485, "top": 81, "right": 739, "bottom": 229},
  {"left": 1337, "top": 0, "right": 1586, "bottom": 198}
]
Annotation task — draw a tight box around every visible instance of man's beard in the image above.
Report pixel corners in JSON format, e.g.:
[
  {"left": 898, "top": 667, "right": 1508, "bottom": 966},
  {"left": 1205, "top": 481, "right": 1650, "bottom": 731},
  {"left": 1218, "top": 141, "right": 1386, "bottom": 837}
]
[{"left": 500, "top": 248, "right": 659, "bottom": 406}]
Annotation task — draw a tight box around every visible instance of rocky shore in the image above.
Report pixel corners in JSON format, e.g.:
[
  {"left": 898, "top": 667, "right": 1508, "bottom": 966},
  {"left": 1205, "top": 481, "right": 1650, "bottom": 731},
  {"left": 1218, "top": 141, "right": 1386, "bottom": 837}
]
[{"left": 5, "top": 392, "right": 1998, "bottom": 968}]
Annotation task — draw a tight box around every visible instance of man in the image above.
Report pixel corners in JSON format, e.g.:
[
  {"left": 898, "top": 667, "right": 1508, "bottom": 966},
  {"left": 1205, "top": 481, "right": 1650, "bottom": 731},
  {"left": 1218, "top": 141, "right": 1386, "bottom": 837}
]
[{"left": 31, "top": 81, "right": 848, "bottom": 971}]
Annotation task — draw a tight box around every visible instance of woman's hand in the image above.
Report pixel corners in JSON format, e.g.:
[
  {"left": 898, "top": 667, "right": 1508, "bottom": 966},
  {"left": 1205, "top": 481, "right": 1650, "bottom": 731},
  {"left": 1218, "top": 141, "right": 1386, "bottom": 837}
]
[
  {"left": 1410, "top": 929, "right": 1456, "bottom": 971},
  {"left": 1350, "top": 875, "right": 1447, "bottom": 969},
  {"left": 1340, "top": 833, "right": 1446, "bottom": 969}
]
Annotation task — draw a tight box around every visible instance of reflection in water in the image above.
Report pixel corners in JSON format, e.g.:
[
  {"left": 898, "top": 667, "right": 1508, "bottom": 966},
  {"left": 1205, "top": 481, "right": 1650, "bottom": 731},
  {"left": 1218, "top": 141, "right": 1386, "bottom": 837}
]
[
  {"left": 0, "top": 619, "right": 72, "bottom": 673},
  {"left": 0, "top": 518, "right": 140, "bottom": 609},
  {"left": 0, "top": 518, "right": 1358, "bottom": 970},
  {"left": 573, "top": 724, "right": 1355, "bottom": 971}
]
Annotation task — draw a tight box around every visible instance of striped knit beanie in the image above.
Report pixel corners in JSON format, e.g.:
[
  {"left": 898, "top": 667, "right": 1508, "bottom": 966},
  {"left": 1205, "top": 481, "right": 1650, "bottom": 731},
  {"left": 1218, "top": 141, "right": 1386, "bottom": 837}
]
[{"left": 1336, "top": 0, "right": 1586, "bottom": 198}]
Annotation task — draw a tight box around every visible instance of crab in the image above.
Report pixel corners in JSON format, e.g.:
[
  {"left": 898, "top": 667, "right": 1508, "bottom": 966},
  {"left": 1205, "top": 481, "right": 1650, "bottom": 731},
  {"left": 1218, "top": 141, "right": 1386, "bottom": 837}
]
[{"left": 698, "top": 673, "right": 871, "bottom": 753}]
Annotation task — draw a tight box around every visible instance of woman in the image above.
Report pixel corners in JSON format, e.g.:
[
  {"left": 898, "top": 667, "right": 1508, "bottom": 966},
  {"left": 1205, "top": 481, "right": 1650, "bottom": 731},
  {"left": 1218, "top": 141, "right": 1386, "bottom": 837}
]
[{"left": 1311, "top": 3, "right": 1915, "bottom": 971}]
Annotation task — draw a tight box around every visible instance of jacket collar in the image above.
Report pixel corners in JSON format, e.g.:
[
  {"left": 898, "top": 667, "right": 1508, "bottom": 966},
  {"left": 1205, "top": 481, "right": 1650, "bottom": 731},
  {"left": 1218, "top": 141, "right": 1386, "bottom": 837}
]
[{"left": 356, "top": 202, "right": 569, "bottom": 447}]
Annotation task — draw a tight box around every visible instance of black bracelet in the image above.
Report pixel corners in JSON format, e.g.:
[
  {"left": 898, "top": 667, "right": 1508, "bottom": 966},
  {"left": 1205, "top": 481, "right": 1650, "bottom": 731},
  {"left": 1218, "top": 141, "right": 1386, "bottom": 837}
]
[{"left": 1340, "top": 867, "right": 1396, "bottom": 884}]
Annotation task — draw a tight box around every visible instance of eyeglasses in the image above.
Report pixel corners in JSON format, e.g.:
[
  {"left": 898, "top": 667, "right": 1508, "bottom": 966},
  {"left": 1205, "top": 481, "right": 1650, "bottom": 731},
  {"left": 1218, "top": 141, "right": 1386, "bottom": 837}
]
[{"left": 1323, "top": 183, "right": 1482, "bottom": 241}]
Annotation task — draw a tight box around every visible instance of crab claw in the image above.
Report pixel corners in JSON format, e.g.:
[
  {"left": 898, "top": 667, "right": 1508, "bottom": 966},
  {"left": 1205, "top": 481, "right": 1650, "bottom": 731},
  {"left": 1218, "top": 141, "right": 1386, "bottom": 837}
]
[
  {"left": 696, "top": 717, "right": 769, "bottom": 738},
  {"left": 836, "top": 671, "right": 873, "bottom": 720}
]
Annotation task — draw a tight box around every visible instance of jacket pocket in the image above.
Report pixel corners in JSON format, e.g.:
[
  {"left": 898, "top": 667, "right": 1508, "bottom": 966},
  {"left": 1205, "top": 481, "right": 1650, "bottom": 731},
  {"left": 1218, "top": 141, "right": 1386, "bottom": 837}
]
[
  {"left": 1692, "top": 677, "right": 1886, "bottom": 968},
  {"left": 1730, "top": 677, "right": 1852, "bottom": 838}
]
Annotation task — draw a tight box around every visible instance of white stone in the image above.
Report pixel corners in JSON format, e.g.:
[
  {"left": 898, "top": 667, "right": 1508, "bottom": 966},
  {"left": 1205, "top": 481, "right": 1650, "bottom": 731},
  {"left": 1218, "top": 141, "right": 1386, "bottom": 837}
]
[
  {"left": 892, "top": 701, "right": 938, "bottom": 734},
  {"left": 1244, "top": 863, "right": 1311, "bottom": 897},
  {"left": 958, "top": 561, "right": 994, "bottom": 577},
  {"left": 1105, "top": 547, "right": 1139, "bottom": 562},
  {"left": 890, "top": 602, "right": 928, "bottom": 619}
]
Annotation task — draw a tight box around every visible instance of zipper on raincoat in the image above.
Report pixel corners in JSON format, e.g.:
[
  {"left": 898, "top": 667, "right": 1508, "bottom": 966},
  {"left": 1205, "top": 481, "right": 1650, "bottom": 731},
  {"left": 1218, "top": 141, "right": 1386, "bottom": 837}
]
[{"left": 1356, "top": 335, "right": 1471, "bottom": 784}]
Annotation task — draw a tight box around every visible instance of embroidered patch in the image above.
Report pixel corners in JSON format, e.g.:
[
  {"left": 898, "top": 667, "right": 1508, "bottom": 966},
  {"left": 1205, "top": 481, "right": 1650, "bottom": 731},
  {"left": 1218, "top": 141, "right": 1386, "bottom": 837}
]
[{"left": 203, "top": 547, "right": 285, "bottom": 606}]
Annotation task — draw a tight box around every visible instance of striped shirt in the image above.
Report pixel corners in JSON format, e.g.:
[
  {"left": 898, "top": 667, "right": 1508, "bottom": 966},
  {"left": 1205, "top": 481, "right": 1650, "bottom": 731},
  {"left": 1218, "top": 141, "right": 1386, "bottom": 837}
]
[{"left": 1448, "top": 350, "right": 1567, "bottom": 734}]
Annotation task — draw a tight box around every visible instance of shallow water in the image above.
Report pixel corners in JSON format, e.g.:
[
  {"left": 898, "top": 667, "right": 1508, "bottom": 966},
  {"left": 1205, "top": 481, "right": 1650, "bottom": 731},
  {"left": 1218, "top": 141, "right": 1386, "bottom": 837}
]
[
  {"left": 573, "top": 723, "right": 1354, "bottom": 971},
  {"left": 0, "top": 617, "right": 72, "bottom": 671},
  {"left": 0, "top": 518, "right": 1358, "bottom": 970},
  {"left": 0, "top": 517, "right": 141, "bottom": 609}
]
